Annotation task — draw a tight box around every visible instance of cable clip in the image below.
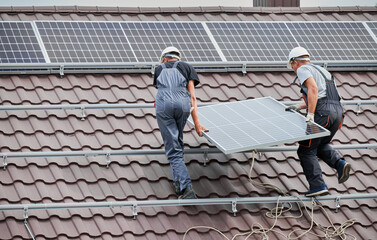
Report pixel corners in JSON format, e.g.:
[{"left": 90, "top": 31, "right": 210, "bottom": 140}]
[
  {"left": 2, "top": 155, "right": 7, "bottom": 170},
  {"left": 335, "top": 197, "right": 340, "bottom": 213},
  {"left": 105, "top": 153, "right": 111, "bottom": 169},
  {"left": 132, "top": 204, "right": 138, "bottom": 220},
  {"left": 232, "top": 200, "right": 238, "bottom": 217},
  {"left": 80, "top": 106, "right": 86, "bottom": 121}
]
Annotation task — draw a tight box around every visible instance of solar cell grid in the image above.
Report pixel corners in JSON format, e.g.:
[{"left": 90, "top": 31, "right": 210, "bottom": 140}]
[
  {"left": 287, "top": 22, "right": 377, "bottom": 61},
  {"left": 0, "top": 22, "right": 45, "bottom": 63},
  {"left": 188, "top": 97, "right": 329, "bottom": 154},
  {"left": 36, "top": 21, "right": 136, "bottom": 63},
  {"left": 207, "top": 22, "right": 297, "bottom": 62},
  {"left": 366, "top": 22, "right": 377, "bottom": 38},
  {"left": 121, "top": 22, "right": 222, "bottom": 62}
]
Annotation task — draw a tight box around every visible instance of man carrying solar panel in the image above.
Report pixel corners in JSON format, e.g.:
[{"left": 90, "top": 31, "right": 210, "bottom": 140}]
[
  {"left": 154, "top": 46, "right": 208, "bottom": 199},
  {"left": 285, "top": 47, "right": 351, "bottom": 197}
]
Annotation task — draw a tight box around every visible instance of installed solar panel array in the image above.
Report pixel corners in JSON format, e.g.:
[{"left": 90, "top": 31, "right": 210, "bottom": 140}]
[
  {"left": 0, "top": 22, "right": 45, "bottom": 63},
  {"left": 188, "top": 97, "right": 330, "bottom": 154},
  {"left": 1, "top": 21, "right": 377, "bottom": 64}
]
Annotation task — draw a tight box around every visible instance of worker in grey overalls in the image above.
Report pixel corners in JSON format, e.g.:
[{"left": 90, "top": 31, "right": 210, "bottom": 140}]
[
  {"left": 286, "top": 47, "right": 351, "bottom": 197},
  {"left": 154, "top": 47, "right": 208, "bottom": 199}
]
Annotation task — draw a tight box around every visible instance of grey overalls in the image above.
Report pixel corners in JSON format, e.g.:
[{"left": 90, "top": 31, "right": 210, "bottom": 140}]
[
  {"left": 297, "top": 64, "right": 344, "bottom": 190},
  {"left": 155, "top": 61, "right": 192, "bottom": 192}
]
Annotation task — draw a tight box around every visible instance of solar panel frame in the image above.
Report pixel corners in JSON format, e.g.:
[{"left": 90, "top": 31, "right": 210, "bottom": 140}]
[
  {"left": 0, "top": 21, "right": 46, "bottom": 63},
  {"left": 188, "top": 97, "right": 330, "bottom": 154},
  {"left": 120, "top": 21, "right": 223, "bottom": 63}
]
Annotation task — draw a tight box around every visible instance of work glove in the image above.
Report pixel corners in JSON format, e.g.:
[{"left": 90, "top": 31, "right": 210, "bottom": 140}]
[
  {"left": 285, "top": 104, "right": 301, "bottom": 112},
  {"left": 306, "top": 112, "right": 314, "bottom": 122}
]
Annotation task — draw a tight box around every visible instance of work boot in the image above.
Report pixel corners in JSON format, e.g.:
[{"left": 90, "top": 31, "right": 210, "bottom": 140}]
[
  {"left": 178, "top": 185, "right": 197, "bottom": 199},
  {"left": 305, "top": 184, "right": 329, "bottom": 197},
  {"left": 337, "top": 159, "right": 351, "bottom": 184},
  {"left": 172, "top": 181, "right": 181, "bottom": 196}
]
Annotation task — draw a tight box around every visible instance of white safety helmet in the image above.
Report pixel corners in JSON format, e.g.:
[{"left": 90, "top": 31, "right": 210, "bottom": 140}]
[
  {"left": 287, "top": 47, "right": 310, "bottom": 69},
  {"left": 159, "top": 46, "right": 182, "bottom": 63}
]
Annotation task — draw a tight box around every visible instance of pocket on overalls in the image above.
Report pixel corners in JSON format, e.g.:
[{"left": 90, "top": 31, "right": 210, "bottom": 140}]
[
  {"left": 181, "top": 97, "right": 191, "bottom": 113},
  {"left": 155, "top": 95, "right": 165, "bottom": 113},
  {"left": 315, "top": 110, "right": 330, "bottom": 128}
]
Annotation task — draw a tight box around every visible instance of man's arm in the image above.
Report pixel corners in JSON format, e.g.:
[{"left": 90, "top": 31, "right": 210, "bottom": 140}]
[{"left": 187, "top": 80, "right": 208, "bottom": 136}]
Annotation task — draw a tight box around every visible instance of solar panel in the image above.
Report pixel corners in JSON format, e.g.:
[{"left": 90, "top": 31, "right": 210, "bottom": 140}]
[
  {"left": 188, "top": 97, "right": 330, "bottom": 154},
  {"left": 120, "top": 22, "right": 223, "bottom": 62},
  {"left": 0, "top": 22, "right": 45, "bottom": 63},
  {"left": 366, "top": 22, "right": 377, "bottom": 38},
  {"left": 287, "top": 22, "right": 377, "bottom": 61},
  {"left": 35, "top": 21, "right": 136, "bottom": 63},
  {"left": 206, "top": 22, "right": 297, "bottom": 62}
]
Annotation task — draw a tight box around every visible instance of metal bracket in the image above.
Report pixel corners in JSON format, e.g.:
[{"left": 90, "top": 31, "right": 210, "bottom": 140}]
[
  {"left": 23, "top": 206, "right": 36, "bottom": 240},
  {"left": 80, "top": 106, "right": 86, "bottom": 121},
  {"left": 59, "top": 65, "right": 65, "bottom": 77},
  {"left": 242, "top": 63, "right": 247, "bottom": 75},
  {"left": 151, "top": 64, "right": 156, "bottom": 76},
  {"left": 2, "top": 155, "right": 7, "bottom": 170},
  {"left": 105, "top": 153, "right": 111, "bottom": 169},
  {"left": 203, "top": 151, "right": 208, "bottom": 167},
  {"left": 232, "top": 200, "right": 238, "bottom": 216},
  {"left": 323, "top": 62, "right": 328, "bottom": 69},
  {"left": 132, "top": 204, "right": 138, "bottom": 220},
  {"left": 335, "top": 197, "right": 340, "bottom": 213},
  {"left": 356, "top": 103, "right": 361, "bottom": 116},
  {"left": 23, "top": 206, "right": 28, "bottom": 221}
]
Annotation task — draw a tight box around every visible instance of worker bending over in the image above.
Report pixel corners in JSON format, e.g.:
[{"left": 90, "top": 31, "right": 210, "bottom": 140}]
[{"left": 286, "top": 47, "right": 351, "bottom": 197}]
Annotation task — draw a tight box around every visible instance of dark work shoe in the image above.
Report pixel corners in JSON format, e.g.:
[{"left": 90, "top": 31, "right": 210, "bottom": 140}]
[
  {"left": 178, "top": 185, "right": 197, "bottom": 199},
  {"left": 173, "top": 181, "right": 181, "bottom": 196},
  {"left": 305, "top": 184, "right": 329, "bottom": 197},
  {"left": 337, "top": 160, "right": 351, "bottom": 184}
]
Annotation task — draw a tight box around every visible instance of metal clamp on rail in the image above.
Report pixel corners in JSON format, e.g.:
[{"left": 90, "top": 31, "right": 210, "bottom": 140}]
[
  {"left": 105, "top": 153, "right": 111, "bottom": 169},
  {"left": 2, "top": 155, "right": 7, "bottom": 170},
  {"left": 335, "top": 197, "right": 341, "bottom": 213},
  {"left": 356, "top": 103, "right": 361, "bottom": 116},
  {"left": 59, "top": 65, "right": 64, "bottom": 77},
  {"left": 80, "top": 106, "right": 86, "bottom": 121},
  {"left": 232, "top": 200, "right": 238, "bottom": 217},
  {"left": 203, "top": 150, "right": 208, "bottom": 167},
  {"left": 242, "top": 63, "right": 247, "bottom": 75},
  {"left": 132, "top": 204, "right": 138, "bottom": 220},
  {"left": 151, "top": 64, "right": 156, "bottom": 76}
]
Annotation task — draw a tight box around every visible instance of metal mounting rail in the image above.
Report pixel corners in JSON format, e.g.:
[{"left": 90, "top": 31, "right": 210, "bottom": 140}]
[
  {"left": 0, "top": 193, "right": 376, "bottom": 213},
  {"left": 0, "top": 144, "right": 375, "bottom": 160},
  {"left": 0, "top": 100, "right": 375, "bottom": 112}
]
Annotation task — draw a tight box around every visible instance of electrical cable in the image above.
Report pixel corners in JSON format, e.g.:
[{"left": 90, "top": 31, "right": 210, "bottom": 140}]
[{"left": 183, "top": 150, "right": 358, "bottom": 240}]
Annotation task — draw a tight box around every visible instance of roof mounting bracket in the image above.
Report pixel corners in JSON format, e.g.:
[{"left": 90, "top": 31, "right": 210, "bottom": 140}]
[
  {"left": 132, "top": 204, "right": 138, "bottom": 220},
  {"left": 232, "top": 200, "right": 238, "bottom": 216},
  {"left": 80, "top": 106, "right": 86, "bottom": 121},
  {"left": 59, "top": 65, "right": 65, "bottom": 77},
  {"left": 356, "top": 103, "right": 361, "bottom": 116},
  {"left": 203, "top": 151, "right": 208, "bottom": 167},
  {"left": 242, "top": 63, "right": 247, "bottom": 75},
  {"left": 335, "top": 196, "right": 340, "bottom": 213},
  {"left": 2, "top": 155, "right": 7, "bottom": 170},
  {"left": 105, "top": 153, "right": 111, "bottom": 169},
  {"left": 151, "top": 64, "right": 156, "bottom": 76},
  {"left": 23, "top": 207, "right": 36, "bottom": 240},
  {"left": 323, "top": 62, "right": 328, "bottom": 70}
]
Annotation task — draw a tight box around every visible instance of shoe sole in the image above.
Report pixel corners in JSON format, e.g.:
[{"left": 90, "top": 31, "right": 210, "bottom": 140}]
[
  {"left": 338, "top": 163, "right": 351, "bottom": 184},
  {"left": 305, "top": 189, "right": 329, "bottom": 197}
]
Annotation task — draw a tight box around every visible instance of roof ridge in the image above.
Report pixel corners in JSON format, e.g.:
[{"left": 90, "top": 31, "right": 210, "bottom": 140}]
[{"left": 0, "top": 5, "right": 376, "bottom": 14}]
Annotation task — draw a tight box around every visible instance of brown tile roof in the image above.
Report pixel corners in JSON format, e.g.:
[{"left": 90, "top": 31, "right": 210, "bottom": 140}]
[{"left": 0, "top": 6, "right": 377, "bottom": 240}]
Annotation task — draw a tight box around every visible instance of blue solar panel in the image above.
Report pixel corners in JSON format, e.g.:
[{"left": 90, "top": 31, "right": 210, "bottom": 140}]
[
  {"left": 287, "top": 22, "right": 377, "bottom": 61},
  {"left": 36, "top": 21, "right": 136, "bottom": 63},
  {"left": 121, "top": 22, "right": 222, "bottom": 62},
  {"left": 0, "top": 22, "right": 45, "bottom": 63},
  {"left": 206, "top": 22, "right": 297, "bottom": 62}
]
